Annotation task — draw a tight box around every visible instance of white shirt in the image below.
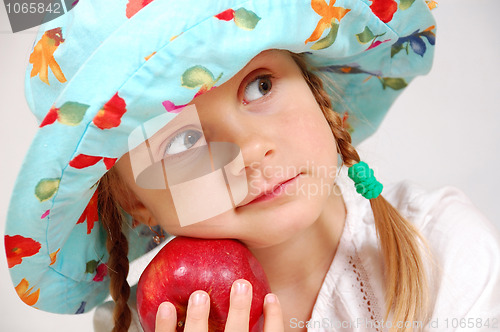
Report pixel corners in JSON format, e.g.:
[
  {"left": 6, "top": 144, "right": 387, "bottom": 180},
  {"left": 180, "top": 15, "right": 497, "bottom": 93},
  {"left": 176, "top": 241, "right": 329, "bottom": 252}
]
[
  {"left": 307, "top": 174, "right": 500, "bottom": 331},
  {"left": 94, "top": 173, "right": 500, "bottom": 331}
]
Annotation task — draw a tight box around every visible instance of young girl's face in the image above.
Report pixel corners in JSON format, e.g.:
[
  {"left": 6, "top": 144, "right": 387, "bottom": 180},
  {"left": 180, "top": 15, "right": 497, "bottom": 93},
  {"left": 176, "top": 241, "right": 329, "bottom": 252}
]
[{"left": 115, "top": 50, "right": 341, "bottom": 249}]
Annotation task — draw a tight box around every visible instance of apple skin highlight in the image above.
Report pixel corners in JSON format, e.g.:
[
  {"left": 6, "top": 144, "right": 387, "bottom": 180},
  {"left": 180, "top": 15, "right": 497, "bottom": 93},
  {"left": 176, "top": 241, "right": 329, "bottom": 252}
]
[{"left": 137, "top": 236, "right": 271, "bottom": 332}]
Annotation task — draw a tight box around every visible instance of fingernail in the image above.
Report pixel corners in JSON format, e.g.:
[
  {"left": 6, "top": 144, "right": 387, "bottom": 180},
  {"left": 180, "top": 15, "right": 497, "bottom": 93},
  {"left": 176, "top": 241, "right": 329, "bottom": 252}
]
[
  {"left": 265, "top": 293, "right": 278, "bottom": 304},
  {"left": 234, "top": 281, "right": 249, "bottom": 295},
  {"left": 158, "top": 302, "right": 174, "bottom": 319},
  {"left": 190, "top": 292, "right": 208, "bottom": 306}
]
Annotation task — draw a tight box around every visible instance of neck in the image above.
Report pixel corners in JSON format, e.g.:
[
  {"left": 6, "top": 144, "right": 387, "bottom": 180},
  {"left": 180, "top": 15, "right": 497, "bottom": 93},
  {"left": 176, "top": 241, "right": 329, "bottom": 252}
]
[{"left": 249, "top": 186, "right": 346, "bottom": 295}]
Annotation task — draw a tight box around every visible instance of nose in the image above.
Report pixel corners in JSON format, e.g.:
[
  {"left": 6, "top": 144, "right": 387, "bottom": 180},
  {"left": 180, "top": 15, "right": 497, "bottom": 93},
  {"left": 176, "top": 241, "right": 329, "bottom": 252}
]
[
  {"left": 237, "top": 134, "right": 275, "bottom": 177},
  {"left": 193, "top": 87, "right": 276, "bottom": 178},
  {"left": 203, "top": 114, "right": 275, "bottom": 178}
]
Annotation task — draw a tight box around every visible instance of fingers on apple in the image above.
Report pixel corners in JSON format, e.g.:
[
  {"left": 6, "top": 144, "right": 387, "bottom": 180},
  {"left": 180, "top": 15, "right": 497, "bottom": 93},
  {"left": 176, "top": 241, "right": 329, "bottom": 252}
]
[
  {"left": 225, "top": 279, "right": 253, "bottom": 331},
  {"left": 184, "top": 291, "right": 210, "bottom": 331},
  {"left": 155, "top": 302, "right": 177, "bottom": 332},
  {"left": 263, "top": 293, "right": 284, "bottom": 332}
]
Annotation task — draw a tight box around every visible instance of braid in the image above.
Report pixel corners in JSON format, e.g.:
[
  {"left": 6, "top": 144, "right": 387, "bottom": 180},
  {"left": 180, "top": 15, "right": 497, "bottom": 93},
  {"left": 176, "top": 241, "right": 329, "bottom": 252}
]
[
  {"left": 98, "top": 171, "right": 132, "bottom": 332},
  {"left": 291, "top": 51, "right": 430, "bottom": 330}
]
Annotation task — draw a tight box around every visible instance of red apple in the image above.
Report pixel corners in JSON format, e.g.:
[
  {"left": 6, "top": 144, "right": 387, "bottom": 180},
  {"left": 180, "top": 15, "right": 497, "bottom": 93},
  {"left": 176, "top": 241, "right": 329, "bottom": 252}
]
[{"left": 137, "top": 236, "right": 271, "bottom": 332}]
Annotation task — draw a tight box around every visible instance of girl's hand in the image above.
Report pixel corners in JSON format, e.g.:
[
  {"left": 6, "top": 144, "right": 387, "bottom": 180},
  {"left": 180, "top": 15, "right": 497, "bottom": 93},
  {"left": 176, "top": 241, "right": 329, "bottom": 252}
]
[{"left": 154, "top": 279, "right": 284, "bottom": 332}]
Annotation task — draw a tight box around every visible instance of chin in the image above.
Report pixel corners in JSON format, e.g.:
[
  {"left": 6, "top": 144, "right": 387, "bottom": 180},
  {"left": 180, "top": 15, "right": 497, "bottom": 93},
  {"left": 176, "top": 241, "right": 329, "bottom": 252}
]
[{"left": 244, "top": 199, "right": 324, "bottom": 248}]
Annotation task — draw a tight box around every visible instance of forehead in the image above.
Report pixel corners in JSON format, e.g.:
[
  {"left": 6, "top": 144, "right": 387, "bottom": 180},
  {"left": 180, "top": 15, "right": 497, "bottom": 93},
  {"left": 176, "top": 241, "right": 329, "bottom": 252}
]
[
  {"left": 232, "top": 49, "right": 297, "bottom": 78},
  {"left": 247, "top": 49, "right": 292, "bottom": 64}
]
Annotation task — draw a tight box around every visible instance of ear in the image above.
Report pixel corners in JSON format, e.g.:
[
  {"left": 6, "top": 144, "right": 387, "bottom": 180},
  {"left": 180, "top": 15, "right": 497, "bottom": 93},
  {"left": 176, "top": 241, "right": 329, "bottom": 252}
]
[
  {"left": 118, "top": 191, "right": 161, "bottom": 227},
  {"left": 124, "top": 199, "right": 159, "bottom": 227}
]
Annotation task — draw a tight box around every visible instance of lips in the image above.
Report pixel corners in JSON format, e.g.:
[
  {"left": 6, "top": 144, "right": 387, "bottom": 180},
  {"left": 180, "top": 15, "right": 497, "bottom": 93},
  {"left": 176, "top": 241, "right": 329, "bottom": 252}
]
[{"left": 238, "top": 174, "right": 301, "bottom": 207}]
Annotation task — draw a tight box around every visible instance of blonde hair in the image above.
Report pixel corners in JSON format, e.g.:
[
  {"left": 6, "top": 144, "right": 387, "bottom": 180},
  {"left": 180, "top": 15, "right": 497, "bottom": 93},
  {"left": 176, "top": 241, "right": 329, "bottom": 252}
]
[
  {"left": 97, "top": 51, "right": 432, "bottom": 332},
  {"left": 290, "top": 52, "right": 431, "bottom": 331}
]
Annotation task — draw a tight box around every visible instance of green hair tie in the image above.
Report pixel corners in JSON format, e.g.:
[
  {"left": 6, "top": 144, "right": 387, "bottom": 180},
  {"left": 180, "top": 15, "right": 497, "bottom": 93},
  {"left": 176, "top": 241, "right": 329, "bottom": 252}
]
[{"left": 348, "top": 161, "right": 383, "bottom": 199}]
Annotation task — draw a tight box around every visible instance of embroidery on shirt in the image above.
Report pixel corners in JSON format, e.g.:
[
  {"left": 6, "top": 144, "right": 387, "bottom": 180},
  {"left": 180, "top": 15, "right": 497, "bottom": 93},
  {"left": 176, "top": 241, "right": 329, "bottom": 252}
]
[{"left": 346, "top": 250, "right": 385, "bottom": 331}]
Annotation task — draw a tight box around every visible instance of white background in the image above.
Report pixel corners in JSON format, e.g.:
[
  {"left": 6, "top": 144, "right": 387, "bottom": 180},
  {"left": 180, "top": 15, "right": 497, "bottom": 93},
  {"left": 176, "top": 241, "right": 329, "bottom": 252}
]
[{"left": 1, "top": 0, "right": 499, "bottom": 331}]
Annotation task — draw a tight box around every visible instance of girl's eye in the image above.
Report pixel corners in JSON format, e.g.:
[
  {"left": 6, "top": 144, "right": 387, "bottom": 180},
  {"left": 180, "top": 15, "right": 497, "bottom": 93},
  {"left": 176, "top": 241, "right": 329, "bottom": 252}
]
[
  {"left": 165, "top": 129, "right": 203, "bottom": 155},
  {"left": 244, "top": 75, "right": 272, "bottom": 102}
]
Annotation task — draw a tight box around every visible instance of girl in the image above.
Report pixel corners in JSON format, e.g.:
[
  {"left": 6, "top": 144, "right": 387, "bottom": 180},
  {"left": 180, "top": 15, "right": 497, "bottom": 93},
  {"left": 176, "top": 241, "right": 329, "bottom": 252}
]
[{"left": 4, "top": 0, "right": 500, "bottom": 331}]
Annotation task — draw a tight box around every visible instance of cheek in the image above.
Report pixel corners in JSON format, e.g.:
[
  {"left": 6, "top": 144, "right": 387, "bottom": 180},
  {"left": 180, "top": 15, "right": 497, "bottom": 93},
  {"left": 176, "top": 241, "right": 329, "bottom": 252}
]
[
  {"left": 280, "top": 102, "right": 338, "bottom": 163},
  {"left": 283, "top": 82, "right": 336, "bottom": 148},
  {"left": 145, "top": 189, "right": 236, "bottom": 235},
  {"left": 140, "top": 190, "right": 180, "bottom": 225}
]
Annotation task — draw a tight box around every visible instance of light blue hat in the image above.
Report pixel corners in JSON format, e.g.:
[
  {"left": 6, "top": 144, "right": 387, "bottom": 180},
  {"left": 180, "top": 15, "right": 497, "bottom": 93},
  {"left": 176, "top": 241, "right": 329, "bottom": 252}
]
[{"left": 5, "top": 0, "right": 436, "bottom": 314}]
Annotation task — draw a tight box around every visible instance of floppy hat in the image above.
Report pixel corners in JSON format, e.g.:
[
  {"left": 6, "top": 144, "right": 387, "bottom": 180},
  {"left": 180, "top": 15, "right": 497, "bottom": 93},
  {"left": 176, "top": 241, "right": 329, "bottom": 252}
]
[{"left": 4, "top": 0, "right": 436, "bottom": 314}]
